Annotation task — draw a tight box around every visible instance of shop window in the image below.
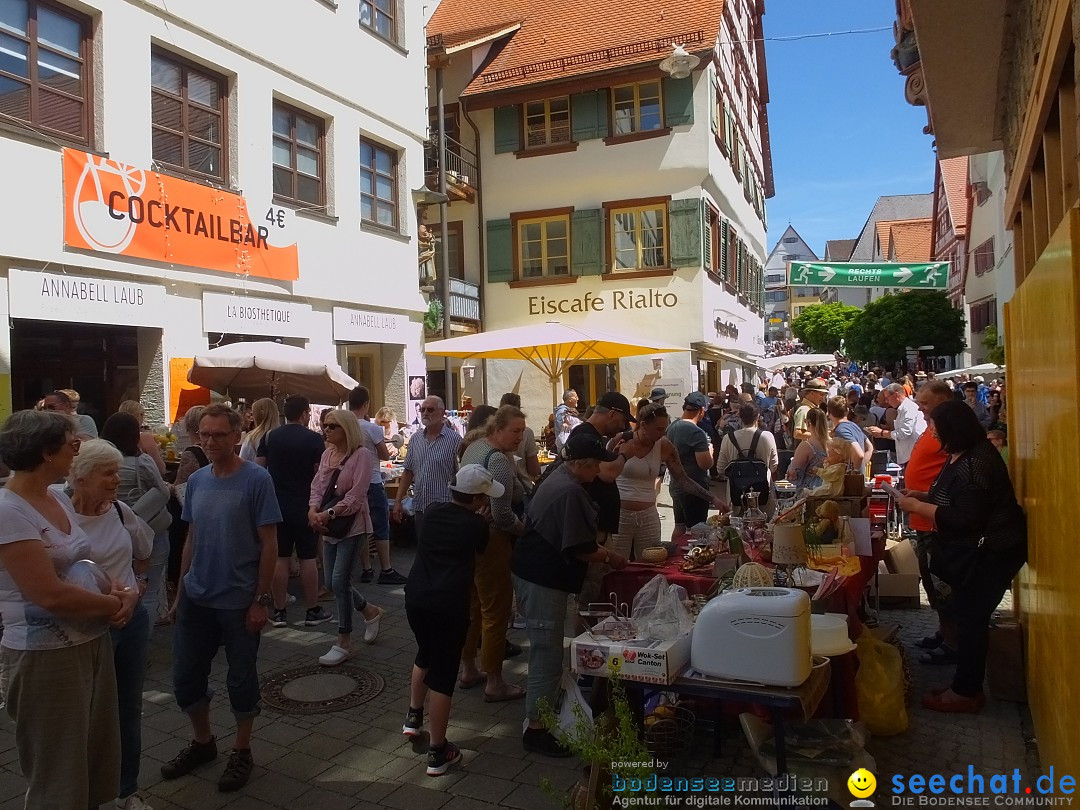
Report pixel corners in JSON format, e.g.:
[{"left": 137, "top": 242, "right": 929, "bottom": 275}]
[
  {"left": 0, "top": 0, "right": 92, "bottom": 142},
  {"left": 609, "top": 204, "right": 666, "bottom": 271},
  {"left": 432, "top": 220, "right": 465, "bottom": 280},
  {"left": 565, "top": 362, "right": 618, "bottom": 413},
  {"left": 360, "top": 138, "right": 398, "bottom": 229},
  {"left": 611, "top": 81, "right": 662, "bottom": 135},
  {"left": 272, "top": 101, "right": 324, "bottom": 206},
  {"left": 524, "top": 96, "right": 570, "bottom": 149},
  {"left": 359, "top": 0, "right": 394, "bottom": 43},
  {"left": 150, "top": 49, "right": 227, "bottom": 181},
  {"left": 515, "top": 213, "right": 570, "bottom": 278}
]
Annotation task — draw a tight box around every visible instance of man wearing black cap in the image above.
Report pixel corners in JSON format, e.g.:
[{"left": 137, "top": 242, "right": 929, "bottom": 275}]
[
  {"left": 667, "top": 392, "right": 727, "bottom": 539},
  {"left": 512, "top": 433, "right": 629, "bottom": 757},
  {"left": 566, "top": 391, "right": 636, "bottom": 613}
]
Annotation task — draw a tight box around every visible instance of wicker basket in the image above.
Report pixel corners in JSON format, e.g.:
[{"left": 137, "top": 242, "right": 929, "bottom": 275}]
[{"left": 640, "top": 546, "right": 668, "bottom": 564}]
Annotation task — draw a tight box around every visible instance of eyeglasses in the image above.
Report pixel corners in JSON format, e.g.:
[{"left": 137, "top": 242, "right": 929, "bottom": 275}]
[
  {"left": 198, "top": 431, "right": 235, "bottom": 442},
  {"left": 322, "top": 424, "right": 342, "bottom": 431},
  {"left": 419, "top": 407, "right": 440, "bottom": 413}
]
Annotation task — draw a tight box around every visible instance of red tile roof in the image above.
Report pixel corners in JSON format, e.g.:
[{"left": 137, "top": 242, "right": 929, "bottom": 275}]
[
  {"left": 939, "top": 156, "right": 969, "bottom": 236},
  {"left": 887, "top": 220, "right": 933, "bottom": 262},
  {"left": 875, "top": 218, "right": 930, "bottom": 260},
  {"left": 427, "top": 0, "right": 722, "bottom": 96}
]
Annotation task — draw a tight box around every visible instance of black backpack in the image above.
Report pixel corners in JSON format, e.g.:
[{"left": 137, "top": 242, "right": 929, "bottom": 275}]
[{"left": 724, "top": 429, "right": 771, "bottom": 507}]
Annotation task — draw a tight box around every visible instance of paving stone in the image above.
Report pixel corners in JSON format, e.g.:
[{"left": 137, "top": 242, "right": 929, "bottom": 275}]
[
  {"left": 465, "top": 752, "right": 530, "bottom": 780},
  {"left": 452, "top": 772, "right": 517, "bottom": 803},
  {"left": 381, "top": 782, "right": 453, "bottom": 810},
  {"left": 240, "top": 770, "right": 311, "bottom": 806}
]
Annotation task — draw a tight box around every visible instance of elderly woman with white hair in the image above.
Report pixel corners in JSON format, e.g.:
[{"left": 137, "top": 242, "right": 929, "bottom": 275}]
[{"left": 64, "top": 439, "right": 155, "bottom": 810}]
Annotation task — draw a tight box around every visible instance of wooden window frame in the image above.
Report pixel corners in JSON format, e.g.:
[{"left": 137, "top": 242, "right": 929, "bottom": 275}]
[
  {"left": 433, "top": 220, "right": 465, "bottom": 280},
  {"left": 359, "top": 0, "right": 395, "bottom": 43},
  {"left": 511, "top": 208, "right": 573, "bottom": 280},
  {"left": 973, "top": 237, "right": 995, "bottom": 276},
  {"left": 0, "top": 0, "right": 92, "bottom": 143},
  {"left": 604, "top": 198, "right": 669, "bottom": 273},
  {"left": 523, "top": 95, "right": 571, "bottom": 150},
  {"left": 150, "top": 48, "right": 228, "bottom": 183},
  {"left": 360, "top": 137, "right": 399, "bottom": 229},
  {"left": 610, "top": 80, "right": 663, "bottom": 137},
  {"left": 272, "top": 101, "right": 325, "bottom": 207}
]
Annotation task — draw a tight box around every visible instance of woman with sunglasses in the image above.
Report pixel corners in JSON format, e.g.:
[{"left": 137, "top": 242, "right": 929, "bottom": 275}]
[
  {"left": 309, "top": 410, "right": 385, "bottom": 666},
  {"left": 0, "top": 411, "right": 139, "bottom": 807}
]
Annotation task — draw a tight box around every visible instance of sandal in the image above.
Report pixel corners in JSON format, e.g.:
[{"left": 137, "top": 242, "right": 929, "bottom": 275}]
[
  {"left": 917, "top": 631, "right": 944, "bottom": 649},
  {"left": 920, "top": 645, "right": 958, "bottom": 665},
  {"left": 484, "top": 684, "right": 526, "bottom": 703},
  {"left": 457, "top": 674, "right": 486, "bottom": 691}
]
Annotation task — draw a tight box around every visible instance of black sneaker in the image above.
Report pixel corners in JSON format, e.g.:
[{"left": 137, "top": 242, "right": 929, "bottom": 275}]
[
  {"left": 378, "top": 568, "right": 408, "bottom": 585},
  {"left": 360, "top": 568, "right": 374, "bottom": 583},
  {"left": 304, "top": 606, "right": 333, "bottom": 626},
  {"left": 270, "top": 609, "right": 288, "bottom": 628},
  {"left": 523, "top": 728, "right": 572, "bottom": 758},
  {"left": 402, "top": 707, "right": 424, "bottom": 738},
  {"left": 218, "top": 748, "right": 253, "bottom": 792},
  {"left": 161, "top": 738, "right": 218, "bottom": 779},
  {"left": 504, "top": 641, "right": 523, "bottom": 660},
  {"left": 426, "top": 741, "right": 461, "bottom": 776}
]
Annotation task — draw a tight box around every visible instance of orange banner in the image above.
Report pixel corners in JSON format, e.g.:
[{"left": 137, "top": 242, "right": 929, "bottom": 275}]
[
  {"left": 169, "top": 358, "right": 211, "bottom": 423},
  {"left": 62, "top": 148, "right": 299, "bottom": 281}
]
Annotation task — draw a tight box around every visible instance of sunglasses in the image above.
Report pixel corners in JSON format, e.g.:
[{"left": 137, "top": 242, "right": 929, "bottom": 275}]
[{"left": 323, "top": 423, "right": 342, "bottom": 431}]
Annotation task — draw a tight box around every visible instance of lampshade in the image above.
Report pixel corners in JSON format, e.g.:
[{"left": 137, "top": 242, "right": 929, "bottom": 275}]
[
  {"left": 659, "top": 45, "right": 701, "bottom": 80},
  {"left": 771, "top": 523, "right": 807, "bottom": 566}
]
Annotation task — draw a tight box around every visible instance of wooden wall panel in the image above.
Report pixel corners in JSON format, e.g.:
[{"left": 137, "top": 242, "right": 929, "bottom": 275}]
[{"left": 1011, "top": 206, "right": 1080, "bottom": 773}]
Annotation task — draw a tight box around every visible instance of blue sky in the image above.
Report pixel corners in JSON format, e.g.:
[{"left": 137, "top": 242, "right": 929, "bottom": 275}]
[{"left": 762, "top": 1, "right": 935, "bottom": 257}]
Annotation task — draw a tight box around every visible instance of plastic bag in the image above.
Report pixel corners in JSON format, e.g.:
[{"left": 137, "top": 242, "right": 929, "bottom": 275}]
[
  {"left": 631, "top": 574, "right": 692, "bottom": 640},
  {"left": 555, "top": 670, "right": 593, "bottom": 738},
  {"left": 854, "top": 629, "right": 908, "bottom": 736}
]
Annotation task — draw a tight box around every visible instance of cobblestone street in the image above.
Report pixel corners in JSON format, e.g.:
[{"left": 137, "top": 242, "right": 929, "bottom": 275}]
[{"left": 0, "top": 501, "right": 1039, "bottom": 808}]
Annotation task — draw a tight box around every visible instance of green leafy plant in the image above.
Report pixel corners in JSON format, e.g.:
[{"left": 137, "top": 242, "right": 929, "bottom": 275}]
[
  {"left": 423, "top": 298, "right": 444, "bottom": 332},
  {"left": 790, "top": 302, "right": 861, "bottom": 352},
  {"left": 982, "top": 325, "right": 1006, "bottom": 365},
  {"left": 844, "top": 290, "right": 965, "bottom": 363}
]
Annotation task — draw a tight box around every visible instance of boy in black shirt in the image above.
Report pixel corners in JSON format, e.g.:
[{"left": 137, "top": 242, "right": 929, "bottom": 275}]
[{"left": 402, "top": 464, "right": 500, "bottom": 776}]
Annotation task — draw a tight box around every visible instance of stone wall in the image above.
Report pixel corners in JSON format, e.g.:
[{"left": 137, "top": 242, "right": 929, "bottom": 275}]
[{"left": 1000, "top": 0, "right": 1054, "bottom": 175}]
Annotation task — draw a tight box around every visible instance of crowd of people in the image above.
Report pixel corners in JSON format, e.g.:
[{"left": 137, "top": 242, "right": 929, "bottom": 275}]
[{"left": 0, "top": 364, "right": 1025, "bottom": 805}]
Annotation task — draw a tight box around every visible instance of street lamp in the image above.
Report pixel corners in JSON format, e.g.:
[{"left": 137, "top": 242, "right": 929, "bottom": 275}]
[{"left": 659, "top": 44, "right": 700, "bottom": 80}]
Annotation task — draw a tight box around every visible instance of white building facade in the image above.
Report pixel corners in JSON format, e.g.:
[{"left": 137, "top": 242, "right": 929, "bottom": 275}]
[
  {"left": 425, "top": 0, "right": 772, "bottom": 418},
  {"left": 764, "top": 225, "right": 817, "bottom": 341},
  {"left": 0, "top": 0, "right": 428, "bottom": 425}
]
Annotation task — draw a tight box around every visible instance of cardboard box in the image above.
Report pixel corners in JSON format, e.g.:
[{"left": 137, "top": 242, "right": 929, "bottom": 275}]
[
  {"left": 869, "top": 563, "right": 921, "bottom": 608},
  {"left": 987, "top": 620, "right": 1027, "bottom": 702},
  {"left": 572, "top": 618, "right": 692, "bottom": 685},
  {"left": 884, "top": 538, "right": 920, "bottom": 576}
]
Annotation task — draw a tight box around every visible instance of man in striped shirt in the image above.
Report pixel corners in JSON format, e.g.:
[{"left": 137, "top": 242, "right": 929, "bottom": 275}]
[{"left": 392, "top": 396, "right": 461, "bottom": 538}]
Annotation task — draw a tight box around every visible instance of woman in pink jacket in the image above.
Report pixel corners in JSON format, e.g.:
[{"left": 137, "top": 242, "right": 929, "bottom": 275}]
[{"left": 309, "top": 410, "right": 385, "bottom": 666}]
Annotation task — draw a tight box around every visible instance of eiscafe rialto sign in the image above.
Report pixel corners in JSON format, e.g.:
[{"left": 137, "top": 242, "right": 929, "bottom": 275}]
[
  {"left": 527, "top": 289, "right": 678, "bottom": 315},
  {"left": 62, "top": 148, "right": 299, "bottom": 281}
]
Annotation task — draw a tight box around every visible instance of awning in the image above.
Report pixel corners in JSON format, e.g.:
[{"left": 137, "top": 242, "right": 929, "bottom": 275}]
[{"left": 692, "top": 342, "right": 768, "bottom": 372}]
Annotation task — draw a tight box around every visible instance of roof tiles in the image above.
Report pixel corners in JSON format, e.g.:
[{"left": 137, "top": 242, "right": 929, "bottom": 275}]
[
  {"left": 939, "top": 156, "right": 969, "bottom": 235},
  {"left": 888, "top": 220, "right": 933, "bottom": 262}
]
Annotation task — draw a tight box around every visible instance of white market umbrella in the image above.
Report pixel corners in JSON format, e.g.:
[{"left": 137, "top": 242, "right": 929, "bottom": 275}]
[
  {"left": 934, "top": 363, "right": 1005, "bottom": 380},
  {"left": 424, "top": 321, "right": 685, "bottom": 408},
  {"left": 189, "top": 341, "right": 358, "bottom": 404},
  {"left": 762, "top": 353, "right": 838, "bottom": 371}
]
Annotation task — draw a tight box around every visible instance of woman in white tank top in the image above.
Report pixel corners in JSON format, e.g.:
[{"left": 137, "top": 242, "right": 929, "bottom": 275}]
[{"left": 612, "top": 400, "right": 725, "bottom": 561}]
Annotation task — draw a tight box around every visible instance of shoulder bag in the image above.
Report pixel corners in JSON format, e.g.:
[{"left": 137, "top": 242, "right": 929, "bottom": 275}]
[{"left": 318, "top": 453, "right": 355, "bottom": 539}]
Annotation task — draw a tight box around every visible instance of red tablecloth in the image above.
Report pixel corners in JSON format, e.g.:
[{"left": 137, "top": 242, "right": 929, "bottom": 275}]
[{"left": 601, "top": 556, "right": 717, "bottom": 608}]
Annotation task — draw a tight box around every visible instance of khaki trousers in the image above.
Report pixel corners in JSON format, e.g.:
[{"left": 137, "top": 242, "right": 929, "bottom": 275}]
[{"left": 462, "top": 527, "right": 515, "bottom": 673}]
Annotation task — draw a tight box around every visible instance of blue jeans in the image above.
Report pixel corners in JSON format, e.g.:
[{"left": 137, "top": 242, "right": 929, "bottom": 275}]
[
  {"left": 325, "top": 534, "right": 368, "bottom": 635},
  {"left": 367, "top": 482, "right": 390, "bottom": 541},
  {"left": 142, "top": 530, "right": 170, "bottom": 626},
  {"left": 172, "top": 595, "right": 261, "bottom": 719},
  {"left": 110, "top": 602, "right": 150, "bottom": 799},
  {"left": 513, "top": 574, "right": 569, "bottom": 723}
]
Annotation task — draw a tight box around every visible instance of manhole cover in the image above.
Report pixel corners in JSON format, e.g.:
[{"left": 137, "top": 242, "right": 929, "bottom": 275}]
[{"left": 261, "top": 663, "right": 384, "bottom": 715}]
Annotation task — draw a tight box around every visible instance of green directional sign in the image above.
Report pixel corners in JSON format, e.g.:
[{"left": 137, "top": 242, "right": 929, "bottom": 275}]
[{"left": 786, "top": 261, "right": 949, "bottom": 289}]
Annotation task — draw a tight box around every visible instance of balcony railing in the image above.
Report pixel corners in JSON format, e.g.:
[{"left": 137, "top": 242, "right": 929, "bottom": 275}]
[
  {"left": 447, "top": 278, "right": 480, "bottom": 322},
  {"left": 424, "top": 136, "right": 478, "bottom": 190}
]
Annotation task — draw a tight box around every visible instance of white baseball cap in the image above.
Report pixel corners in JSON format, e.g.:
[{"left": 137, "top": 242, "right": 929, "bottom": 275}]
[{"left": 450, "top": 464, "right": 505, "bottom": 497}]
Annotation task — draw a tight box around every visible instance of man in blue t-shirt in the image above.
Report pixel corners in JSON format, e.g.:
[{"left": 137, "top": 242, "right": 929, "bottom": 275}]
[{"left": 164, "top": 404, "right": 281, "bottom": 794}]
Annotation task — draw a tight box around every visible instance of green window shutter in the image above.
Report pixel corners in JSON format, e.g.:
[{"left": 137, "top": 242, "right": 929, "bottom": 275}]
[
  {"left": 493, "top": 106, "right": 520, "bottom": 154},
  {"left": 571, "top": 209, "right": 604, "bottom": 276},
  {"left": 702, "top": 205, "right": 712, "bottom": 270},
  {"left": 486, "top": 219, "right": 513, "bottom": 283},
  {"left": 668, "top": 198, "right": 702, "bottom": 268},
  {"left": 720, "top": 220, "right": 729, "bottom": 281},
  {"left": 663, "top": 76, "right": 694, "bottom": 127},
  {"left": 571, "top": 90, "right": 608, "bottom": 141},
  {"left": 709, "top": 75, "right": 719, "bottom": 135},
  {"left": 725, "top": 110, "right": 735, "bottom": 157},
  {"left": 736, "top": 240, "right": 744, "bottom": 291}
]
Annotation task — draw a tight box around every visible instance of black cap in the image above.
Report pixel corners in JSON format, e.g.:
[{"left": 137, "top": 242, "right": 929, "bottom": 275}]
[
  {"left": 563, "top": 433, "right": 619, "bottom": 462},
  {"left": 596, "top": 392, "right": 637, "bottom": 422},
  {"left": 683, "top": 391, "right": 709, "bottom": 410}
]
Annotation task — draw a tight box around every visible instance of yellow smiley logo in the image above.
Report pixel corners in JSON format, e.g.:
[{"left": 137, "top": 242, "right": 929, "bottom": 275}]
[{"left": 848, "top": 768, "right": 876, "bottom": 798}]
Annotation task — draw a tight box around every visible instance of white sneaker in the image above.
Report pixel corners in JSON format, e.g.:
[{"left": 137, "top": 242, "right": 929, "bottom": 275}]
[
  {"left": 363, "top": 607, "right": 384, "bottom": 644},
  {"left": 116, "top": 794, "right": 154, "bottom": 810}
]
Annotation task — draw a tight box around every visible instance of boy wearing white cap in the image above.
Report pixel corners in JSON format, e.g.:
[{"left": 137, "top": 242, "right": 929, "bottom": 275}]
[{"left": 401, "top": 464, "right": 503, "bottom": 776}]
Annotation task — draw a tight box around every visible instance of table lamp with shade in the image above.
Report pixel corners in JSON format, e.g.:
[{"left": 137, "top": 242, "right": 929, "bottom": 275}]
[{"left": 771, "top": 523, "right": 807, "bottom": 586}]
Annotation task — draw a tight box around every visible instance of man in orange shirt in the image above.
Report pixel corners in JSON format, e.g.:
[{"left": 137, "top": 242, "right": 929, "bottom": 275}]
[{"left": 903, "top": 380, "right": 954, "bottom": 661}]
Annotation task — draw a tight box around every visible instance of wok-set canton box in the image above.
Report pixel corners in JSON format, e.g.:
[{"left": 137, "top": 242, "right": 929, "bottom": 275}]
[{"left": 571, "top": 618, "right": 692, "bottom": 685}]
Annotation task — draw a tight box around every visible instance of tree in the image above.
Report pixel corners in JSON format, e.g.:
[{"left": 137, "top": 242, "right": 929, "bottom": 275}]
[
  {"left": 790, "top": 302, "right": 861, "bottom": 352},
  {"left": 845, "top": 290, "right": 965, "bottom": 363},
  {"left": 982, "top": 325, "right": 1006, "bottom": 365}
]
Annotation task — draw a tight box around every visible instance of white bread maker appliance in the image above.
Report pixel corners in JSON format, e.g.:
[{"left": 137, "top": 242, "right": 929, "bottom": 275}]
[{"left": 690, "top": 587, "right": 812, "bottom": 686}]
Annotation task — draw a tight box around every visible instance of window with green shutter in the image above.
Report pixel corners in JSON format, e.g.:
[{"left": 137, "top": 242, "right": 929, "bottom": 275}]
[
  {"left": 668, "top": 198, "right": 702, "bottom": 267},
  {"left": 709, "top": 73, "right": 719, "bottom": 136},
  {"left": 493, "top": 106, "right": 520, "bottom": 154},
  {"left": 571, "top": 209, "right": 604, "bottom": 275},
  {"left": 571, "top": 90, "right": 608, "bottom": 141},
  {"left": 662, "top": 75, "right": 694, "bottom": 127},
  {"left": 485, "top": 219, "right": 513, "bottom": 283},
  {"left": 720, "top": 220, "right": 730, "bottom": 283}
]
